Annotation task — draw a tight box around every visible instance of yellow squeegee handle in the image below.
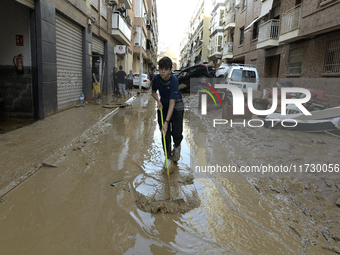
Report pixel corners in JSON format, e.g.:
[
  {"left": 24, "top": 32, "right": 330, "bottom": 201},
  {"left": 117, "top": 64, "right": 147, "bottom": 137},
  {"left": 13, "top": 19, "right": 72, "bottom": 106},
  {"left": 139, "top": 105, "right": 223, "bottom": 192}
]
[{"left": 160, "top": 108, "right": 169, "bottom": 176}]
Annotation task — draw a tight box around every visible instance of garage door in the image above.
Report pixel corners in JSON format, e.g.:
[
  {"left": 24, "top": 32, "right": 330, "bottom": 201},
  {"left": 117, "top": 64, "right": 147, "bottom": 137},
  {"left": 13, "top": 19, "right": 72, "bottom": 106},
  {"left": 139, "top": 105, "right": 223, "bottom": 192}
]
[
  {"left": 92, "top": 36, "right": 104, "bottom": 55},
  {"left": 56, "top": 14, "right": 83, "bottom": 110}
]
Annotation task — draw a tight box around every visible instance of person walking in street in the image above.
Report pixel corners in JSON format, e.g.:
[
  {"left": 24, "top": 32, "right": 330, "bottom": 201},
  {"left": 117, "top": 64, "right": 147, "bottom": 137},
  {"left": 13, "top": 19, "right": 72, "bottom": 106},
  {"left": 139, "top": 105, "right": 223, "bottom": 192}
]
[
  {"left": 126, "top": 70, "right": 134, "bottom": 96},
  {"left": 151, "top": 56, "right": 184, "bottom": 165},
  {"left": 92, "top": 60, "right": 100, "bottom": 102},
  {"left": 111, "top": 67, "right": 118, "bottom": 95},
  {"left": 116, "top": 65, "right": 127, "bottom": 97}
]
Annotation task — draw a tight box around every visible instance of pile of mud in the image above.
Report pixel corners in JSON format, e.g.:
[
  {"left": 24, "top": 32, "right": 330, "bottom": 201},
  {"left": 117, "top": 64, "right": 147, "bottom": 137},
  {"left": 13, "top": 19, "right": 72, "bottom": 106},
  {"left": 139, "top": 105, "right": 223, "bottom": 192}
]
[{"left": 132, "top": 166, "right": 200, "bottom": 214}]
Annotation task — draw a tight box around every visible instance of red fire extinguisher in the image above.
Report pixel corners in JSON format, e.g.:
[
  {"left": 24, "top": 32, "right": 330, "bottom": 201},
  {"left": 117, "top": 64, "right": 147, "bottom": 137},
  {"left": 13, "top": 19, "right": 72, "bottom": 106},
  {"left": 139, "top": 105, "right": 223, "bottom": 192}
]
[{"left": 13, "top": 54, "right": 24, "bottom": 74}]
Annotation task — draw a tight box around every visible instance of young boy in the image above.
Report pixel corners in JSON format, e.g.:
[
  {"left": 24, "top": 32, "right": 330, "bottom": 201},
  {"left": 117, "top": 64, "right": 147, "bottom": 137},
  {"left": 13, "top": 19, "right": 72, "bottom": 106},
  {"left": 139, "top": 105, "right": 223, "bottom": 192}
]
[{"left": 151, "top": 57, "right": 184, "bottom": 163}]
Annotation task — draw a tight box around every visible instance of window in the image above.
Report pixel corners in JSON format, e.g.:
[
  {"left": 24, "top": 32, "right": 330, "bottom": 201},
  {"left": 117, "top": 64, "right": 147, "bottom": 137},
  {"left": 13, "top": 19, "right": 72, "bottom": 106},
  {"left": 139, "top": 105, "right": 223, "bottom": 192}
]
[
  {"left": 287, "top": 48, "right": 303, "bottom": 74},
  {"left": 252, "top": 21, "right": 259, "bottom": 40},
  {"left": 242, "top": 0, "right": 247, "bottom": 10},
  {"left": 218, "top": 36, "right": 222, "bottom": 52},
  {"left": 324, "top": 39, "right": 340, "bottom": 73},
  {"left": 239, "top": 27, "right": 244, "bottom": 45}
]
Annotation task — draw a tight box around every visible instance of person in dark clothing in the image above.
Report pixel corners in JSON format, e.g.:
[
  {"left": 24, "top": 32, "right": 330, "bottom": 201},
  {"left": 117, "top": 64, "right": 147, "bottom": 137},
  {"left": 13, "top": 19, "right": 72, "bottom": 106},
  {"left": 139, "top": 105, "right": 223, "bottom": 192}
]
[
  {"left": 111, "top": 67, "right": 118, "bottom": 95},
  {"left": 126, "top": 70, "right": 134, "bottom": 95},
  {"left": 151, "top": 57, "right": 184, "bottom": 164},
  {"left": 116, "top": 65, "right": 127, "bottom": 97},
  {"left": 117, "top": 6, "right": 126, "bottom": 18}
]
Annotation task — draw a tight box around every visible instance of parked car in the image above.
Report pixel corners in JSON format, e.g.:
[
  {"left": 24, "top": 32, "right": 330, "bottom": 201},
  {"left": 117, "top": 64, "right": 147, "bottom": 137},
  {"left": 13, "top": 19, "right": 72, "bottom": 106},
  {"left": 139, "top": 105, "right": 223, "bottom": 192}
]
[
  {"left": 223, "top": 64, "right": 259, "bottom": 94},
  {"left": 215, "top": 63, "right": 230, "bottom": 78},
  {"left": 133, "top": 73, "right": 151, "bottom": 89},
  {"left": 177, "top": 64, "right": 216, "bottom": 92}
]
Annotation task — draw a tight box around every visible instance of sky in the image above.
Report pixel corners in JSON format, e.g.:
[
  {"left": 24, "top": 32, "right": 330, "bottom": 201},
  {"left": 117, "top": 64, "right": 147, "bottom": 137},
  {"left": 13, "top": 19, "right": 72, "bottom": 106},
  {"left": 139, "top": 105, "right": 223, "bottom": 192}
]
[{"left": 156, "top": 0, "right": 201, "bottom": 55}]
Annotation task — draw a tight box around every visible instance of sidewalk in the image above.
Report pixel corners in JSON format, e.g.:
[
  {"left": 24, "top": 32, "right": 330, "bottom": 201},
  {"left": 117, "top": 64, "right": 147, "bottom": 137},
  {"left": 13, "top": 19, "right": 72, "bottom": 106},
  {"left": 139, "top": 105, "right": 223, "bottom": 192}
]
[{"left": 0, "top": 93, "right": 137, "bottom": 197}]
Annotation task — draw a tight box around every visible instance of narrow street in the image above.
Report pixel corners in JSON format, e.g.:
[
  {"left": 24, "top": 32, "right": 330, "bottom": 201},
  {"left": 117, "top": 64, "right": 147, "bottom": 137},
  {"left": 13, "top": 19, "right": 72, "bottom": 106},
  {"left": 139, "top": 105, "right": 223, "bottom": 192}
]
[{"left": 0, "top": 92, "right": 339, "bottom": 254}]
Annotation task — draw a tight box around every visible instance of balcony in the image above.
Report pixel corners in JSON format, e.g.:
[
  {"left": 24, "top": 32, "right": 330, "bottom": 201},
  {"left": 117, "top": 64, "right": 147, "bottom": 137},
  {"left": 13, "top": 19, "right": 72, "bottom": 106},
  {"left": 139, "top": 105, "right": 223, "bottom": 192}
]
[
  {"left": 222, "top": 42, "right": 233, "bottom": 59},
  {"left": 208, "top": 45, "right": 222, "bottom": 60},
  {"left": 224, "top": 11, "right": 235, "bottom": 30},
  {"left": 112, "top": 13, "right": 131, "bottom": 45},
  {"left": 279, "top": 4, "right": 302, "bottom": 43},
  {"left": 257, "top": 19, "right": 280, "bottom": 49}
]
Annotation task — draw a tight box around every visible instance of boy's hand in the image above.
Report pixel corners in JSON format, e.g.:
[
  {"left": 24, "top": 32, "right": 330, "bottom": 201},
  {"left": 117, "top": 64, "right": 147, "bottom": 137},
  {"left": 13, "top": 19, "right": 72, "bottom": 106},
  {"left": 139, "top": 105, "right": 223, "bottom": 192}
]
[
  {"left": 157, "top": 101, "right": 163, "bottom": 110},
  {"left": 161, "top": 122, "right": 168, "bottom": 133}
]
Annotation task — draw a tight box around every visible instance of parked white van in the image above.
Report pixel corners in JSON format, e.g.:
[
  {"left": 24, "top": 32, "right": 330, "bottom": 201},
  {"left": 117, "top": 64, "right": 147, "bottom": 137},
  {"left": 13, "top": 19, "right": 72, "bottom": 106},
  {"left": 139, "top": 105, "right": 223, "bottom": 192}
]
[{"left": 223, "top": 64, "right": 259, "bottom": 94}]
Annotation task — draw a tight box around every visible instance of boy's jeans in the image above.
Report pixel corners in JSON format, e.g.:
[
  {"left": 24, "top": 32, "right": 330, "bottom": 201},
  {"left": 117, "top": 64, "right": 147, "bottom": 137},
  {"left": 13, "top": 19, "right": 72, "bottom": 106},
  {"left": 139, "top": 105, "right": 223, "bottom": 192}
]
[
  {"left": 157, "top": 109, "right": 184, "bottom": 156},
  {"left": 118, "top": 83, "right": 126, "bottom": 95}
]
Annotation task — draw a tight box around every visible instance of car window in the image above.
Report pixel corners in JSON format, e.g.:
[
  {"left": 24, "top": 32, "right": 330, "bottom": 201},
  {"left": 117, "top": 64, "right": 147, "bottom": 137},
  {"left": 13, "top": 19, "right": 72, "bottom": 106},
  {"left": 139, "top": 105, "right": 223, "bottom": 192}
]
[
  {"left": 208, "top": 66, "right": 216, "bottom": 72},
  {"left": 134, "top": 74, "right": 140, "bottom": 78},
  {"left": 230, "top": 69, "right": 256, "bottom": 82},
  {"left": 231, "top": 69, "right": 242, "bottom": 79},
  {"left": 178, "top": 71, "right": 187, "bottom": 78},
  {"left": 242, "top": 70, "right": 256, "bottom": 83}
]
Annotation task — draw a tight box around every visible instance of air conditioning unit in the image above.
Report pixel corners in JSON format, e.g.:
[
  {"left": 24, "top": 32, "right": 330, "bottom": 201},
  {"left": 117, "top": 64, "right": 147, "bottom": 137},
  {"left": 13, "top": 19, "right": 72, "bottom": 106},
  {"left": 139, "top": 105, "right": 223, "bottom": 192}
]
[
  {"left": 109, "top": 0, "right": 117, "bottom": 6},
  {"left": 133, "top": 26, "right": 137, "bottom": 33}
]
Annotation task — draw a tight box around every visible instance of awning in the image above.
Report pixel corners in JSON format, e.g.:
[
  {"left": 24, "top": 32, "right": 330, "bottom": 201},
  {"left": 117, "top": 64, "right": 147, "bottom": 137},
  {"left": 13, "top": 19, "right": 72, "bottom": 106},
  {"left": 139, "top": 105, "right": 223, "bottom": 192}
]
[{"left": 245, "top": 0, "right": 274, "bottom": 30}]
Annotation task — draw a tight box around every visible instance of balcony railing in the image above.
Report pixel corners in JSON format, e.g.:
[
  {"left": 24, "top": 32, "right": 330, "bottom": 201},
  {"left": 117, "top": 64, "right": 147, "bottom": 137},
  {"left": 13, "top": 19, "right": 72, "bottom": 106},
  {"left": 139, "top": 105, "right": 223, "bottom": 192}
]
[
  {"left": 112, "top": 13, "right": 131, "bottom": 41},
  {"left": 224, "top": 11, "right": 235, "bottom": 24},
  {"left": 223, "top": 43, "right": 233, "bottom": 55},
  {"left": 281, "top": 4, "right": 302, "bottom": 35},
  {"left": 258, "top": 19, "right": 280, "bottom": 43}
]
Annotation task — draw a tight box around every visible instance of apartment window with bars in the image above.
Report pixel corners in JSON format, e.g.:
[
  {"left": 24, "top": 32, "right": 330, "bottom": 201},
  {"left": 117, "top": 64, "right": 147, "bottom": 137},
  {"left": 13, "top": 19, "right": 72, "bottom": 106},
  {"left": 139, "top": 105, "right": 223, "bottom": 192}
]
[
  {"left": 324, "top": 39, "right": 340, "bottom": 73},
  {"left": 239, "top": 27, "right": 244, "bottom": 45},
  {"left": 287, "top": 48, "right": 303, "bottom": 74},
  {"left": 252, "top": 21, "right": 259, "bottom": 40}
]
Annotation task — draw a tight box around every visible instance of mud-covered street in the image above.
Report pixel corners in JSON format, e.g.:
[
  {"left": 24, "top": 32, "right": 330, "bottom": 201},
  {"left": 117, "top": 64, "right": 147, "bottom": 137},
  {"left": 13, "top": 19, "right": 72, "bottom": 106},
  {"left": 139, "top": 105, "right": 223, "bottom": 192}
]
[{"left": 0, "top": 92, "right": 340, "bottom": 254}]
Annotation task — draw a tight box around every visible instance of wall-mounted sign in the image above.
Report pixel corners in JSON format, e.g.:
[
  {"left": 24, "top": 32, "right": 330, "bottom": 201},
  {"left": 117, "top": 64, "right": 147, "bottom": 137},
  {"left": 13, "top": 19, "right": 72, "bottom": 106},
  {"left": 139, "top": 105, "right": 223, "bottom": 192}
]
[
  {"left": 16, "top": 35, "right": 24, "bottom": 46},
  {"left": 115, "top": 45, "right": 126, "bottom": 55}
]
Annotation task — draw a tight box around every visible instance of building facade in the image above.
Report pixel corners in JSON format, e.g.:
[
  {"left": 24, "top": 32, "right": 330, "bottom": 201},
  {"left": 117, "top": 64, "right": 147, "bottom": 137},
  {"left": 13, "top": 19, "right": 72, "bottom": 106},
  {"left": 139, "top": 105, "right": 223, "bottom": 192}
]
[
  {"left": 179, "top": 0, "right": 340, "bottom": 106},
  {"left": 179, "top": 0, "right": 212, "bottom": 69},
  {"left": 0, "top": 0, "right": 158, "bottom": 120}
]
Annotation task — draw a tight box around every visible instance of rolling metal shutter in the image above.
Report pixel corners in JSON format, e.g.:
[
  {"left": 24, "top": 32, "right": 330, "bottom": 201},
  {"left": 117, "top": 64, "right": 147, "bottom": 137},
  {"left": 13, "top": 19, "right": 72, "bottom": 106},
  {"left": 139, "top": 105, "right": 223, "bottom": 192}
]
[
  {"left": 56, "top": 14, "right": 83, "bottom": 110},
  {"left": 92, "top": 36, "right": 104, "bottom": 55}
]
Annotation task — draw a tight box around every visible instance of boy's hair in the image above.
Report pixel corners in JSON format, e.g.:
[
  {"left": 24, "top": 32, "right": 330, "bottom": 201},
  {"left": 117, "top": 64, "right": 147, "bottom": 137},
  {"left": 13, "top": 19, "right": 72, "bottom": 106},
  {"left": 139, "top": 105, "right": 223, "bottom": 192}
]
[
  {"left": 119, "top": 65, "right": 123, "bottom": 70},
  {"left": 158, "top": 57, "right": 172, "bottom": 70}
]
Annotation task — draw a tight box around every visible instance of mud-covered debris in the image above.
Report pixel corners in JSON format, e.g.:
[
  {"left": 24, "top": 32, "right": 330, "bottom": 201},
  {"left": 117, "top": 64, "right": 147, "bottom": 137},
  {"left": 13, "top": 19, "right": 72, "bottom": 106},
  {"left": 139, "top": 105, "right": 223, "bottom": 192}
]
[
  {"left": 111, "top": 180, "right": 123, "bottom": 187},
  {"left": 335, "top": 198, "right": 340, "bottom": 207},
  {"left": 42, "top": 162, "right": 57, "bottom": 168}
]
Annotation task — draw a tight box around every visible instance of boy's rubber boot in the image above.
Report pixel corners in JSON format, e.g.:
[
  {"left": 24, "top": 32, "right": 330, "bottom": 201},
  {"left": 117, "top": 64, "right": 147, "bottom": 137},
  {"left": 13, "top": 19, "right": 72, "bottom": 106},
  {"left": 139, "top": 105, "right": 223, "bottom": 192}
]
[{"left": 171, "top": 145, "right": 181, "bottom": 162}]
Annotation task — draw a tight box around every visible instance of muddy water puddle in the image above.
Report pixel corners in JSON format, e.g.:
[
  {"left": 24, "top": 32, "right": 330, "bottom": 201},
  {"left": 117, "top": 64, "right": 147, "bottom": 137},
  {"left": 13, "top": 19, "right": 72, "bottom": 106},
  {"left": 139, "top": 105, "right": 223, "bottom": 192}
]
[{"left": 0, "top": 93, "right": 338, "bottom": 254}]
